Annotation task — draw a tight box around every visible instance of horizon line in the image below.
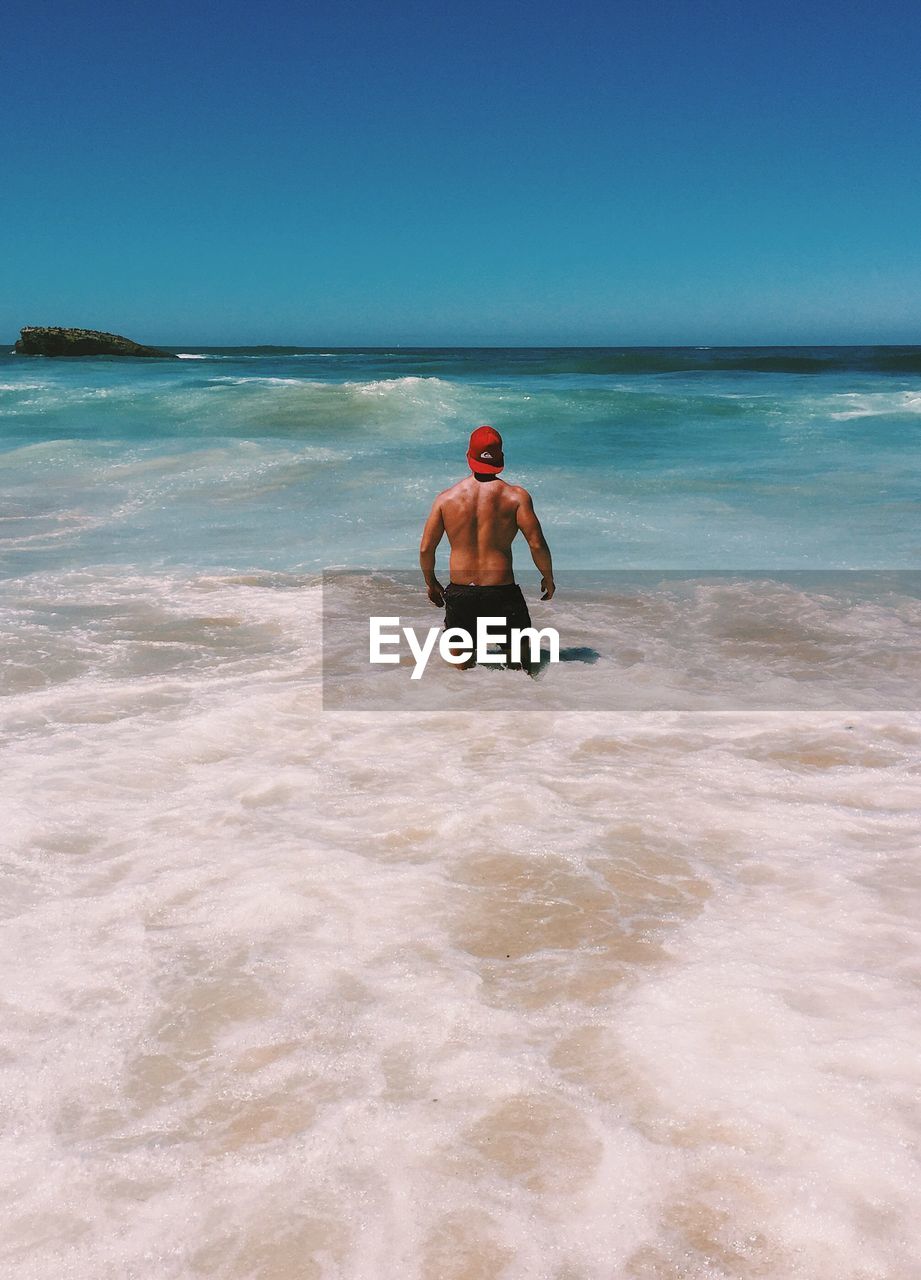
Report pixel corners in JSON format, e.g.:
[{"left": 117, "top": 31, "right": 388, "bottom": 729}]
[{"left": 7, "top": 340, "right": 921, "bottom": 351}]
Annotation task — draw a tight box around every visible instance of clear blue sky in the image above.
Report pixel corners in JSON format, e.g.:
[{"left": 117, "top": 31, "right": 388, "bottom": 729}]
[{"left": 3, "top": 0, "right": 920, "bottom": 345}]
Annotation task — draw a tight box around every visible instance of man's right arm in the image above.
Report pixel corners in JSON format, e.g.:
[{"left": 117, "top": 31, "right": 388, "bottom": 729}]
[
  {"left": 419, "top": 497, "right": 446, "bottom": 606},
  {"left": 516, "top": 491, "right": 555, "bottom": 600}
]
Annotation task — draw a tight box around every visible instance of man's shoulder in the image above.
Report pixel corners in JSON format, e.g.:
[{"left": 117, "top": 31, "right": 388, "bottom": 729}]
[
  {"left": 435, "top": 478, "right": 469, "bottom": 503},
  {"left": 501, "top": 481, "right": 532, "bottom": 505},
  {"left": 434, "top": 477, "right": 530, "bottom": 504}
]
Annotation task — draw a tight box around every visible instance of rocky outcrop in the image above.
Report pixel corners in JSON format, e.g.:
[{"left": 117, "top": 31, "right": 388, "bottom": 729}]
[{"left": 14, "top": 326, "right": 178, "bottom": 358}]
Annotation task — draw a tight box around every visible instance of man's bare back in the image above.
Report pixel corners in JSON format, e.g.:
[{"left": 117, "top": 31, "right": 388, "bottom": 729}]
[{"left": 430, "top": 475, "right": 529, "bottom": 585}]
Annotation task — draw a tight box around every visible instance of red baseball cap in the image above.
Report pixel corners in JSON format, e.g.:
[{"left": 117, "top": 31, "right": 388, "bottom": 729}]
[{"left": 467, "top": 425, "right": 504, "bottom": 474}]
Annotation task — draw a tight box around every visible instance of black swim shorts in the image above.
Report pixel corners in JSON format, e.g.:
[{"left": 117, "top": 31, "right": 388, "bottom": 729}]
[{"left": 443, "top": 582, "right": 535, "bottom": 665}]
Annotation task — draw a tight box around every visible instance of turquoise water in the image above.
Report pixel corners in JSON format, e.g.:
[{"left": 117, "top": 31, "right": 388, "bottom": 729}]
[{"left": 2, "top": 346, "right": 919, "bottom": 573}]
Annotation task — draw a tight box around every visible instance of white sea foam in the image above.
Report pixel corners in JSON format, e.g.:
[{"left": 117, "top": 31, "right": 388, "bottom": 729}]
[
  {"left": 827, "top": 390, "right": 921, "bottom": 419},
  {"left": 205, "top": 375, "right": 312, "bottom": 386},
  {"left": 1, "top": 567, "right": 920, "bottom": 1277},
  {"left": 2, "top": 350, "right": 921, "bottom": 1275},
  {"left": 353, "top": 375, "right": 449, "bottom": 393}
]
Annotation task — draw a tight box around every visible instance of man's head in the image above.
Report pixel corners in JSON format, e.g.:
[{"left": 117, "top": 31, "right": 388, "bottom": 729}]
[{"left": 467, "top": 425, "right": 504, "bottom": 475}]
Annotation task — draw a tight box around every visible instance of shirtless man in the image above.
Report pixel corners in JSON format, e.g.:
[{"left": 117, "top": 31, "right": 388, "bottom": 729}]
[{"left": 419, "top": 426, "right": 554, "bottom": 669}]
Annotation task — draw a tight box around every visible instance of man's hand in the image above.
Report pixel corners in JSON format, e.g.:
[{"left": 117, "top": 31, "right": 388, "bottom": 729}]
[
  {"left": 540, "top": 577, "right": 555, "bottom": 601},
  {"left": 427, "top": 580, "right": 445, "bottom": 607}
]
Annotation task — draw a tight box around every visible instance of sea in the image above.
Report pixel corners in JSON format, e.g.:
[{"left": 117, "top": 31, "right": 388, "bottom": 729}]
[{"left": 2, "top": 346, "right": 920, "bottom": 1279}]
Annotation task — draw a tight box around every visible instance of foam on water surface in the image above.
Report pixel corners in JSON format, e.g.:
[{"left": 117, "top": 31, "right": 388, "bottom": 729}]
[
  {"left": 1, "top": 568, "right": 920, "bottom": 1278},
  {"left": 1, "top": 348, "right": 920, "bottom": 1277}
]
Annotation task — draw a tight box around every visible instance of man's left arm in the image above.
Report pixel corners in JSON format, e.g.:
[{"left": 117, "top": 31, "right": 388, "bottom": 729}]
[
  {"left": 516, "top": 491, "right": 555, "bottom": 600},
  {"left": 420, "top": 499, "right": 446, "bottom": 606}
]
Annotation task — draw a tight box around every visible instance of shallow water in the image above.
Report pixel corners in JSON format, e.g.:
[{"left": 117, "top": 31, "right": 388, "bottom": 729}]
[{"left": 1, "top": 349, "right": 920, "bottom": 1278}]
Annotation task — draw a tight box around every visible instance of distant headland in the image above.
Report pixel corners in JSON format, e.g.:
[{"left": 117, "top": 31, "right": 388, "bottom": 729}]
[{"left": 14, "top": 326, "right": 178, "bottom": 358}]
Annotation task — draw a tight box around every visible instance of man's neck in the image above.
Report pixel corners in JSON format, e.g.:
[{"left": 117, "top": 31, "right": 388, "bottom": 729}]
[{"left": 472, "top": 472, "right": 499, "bottom": 483}]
